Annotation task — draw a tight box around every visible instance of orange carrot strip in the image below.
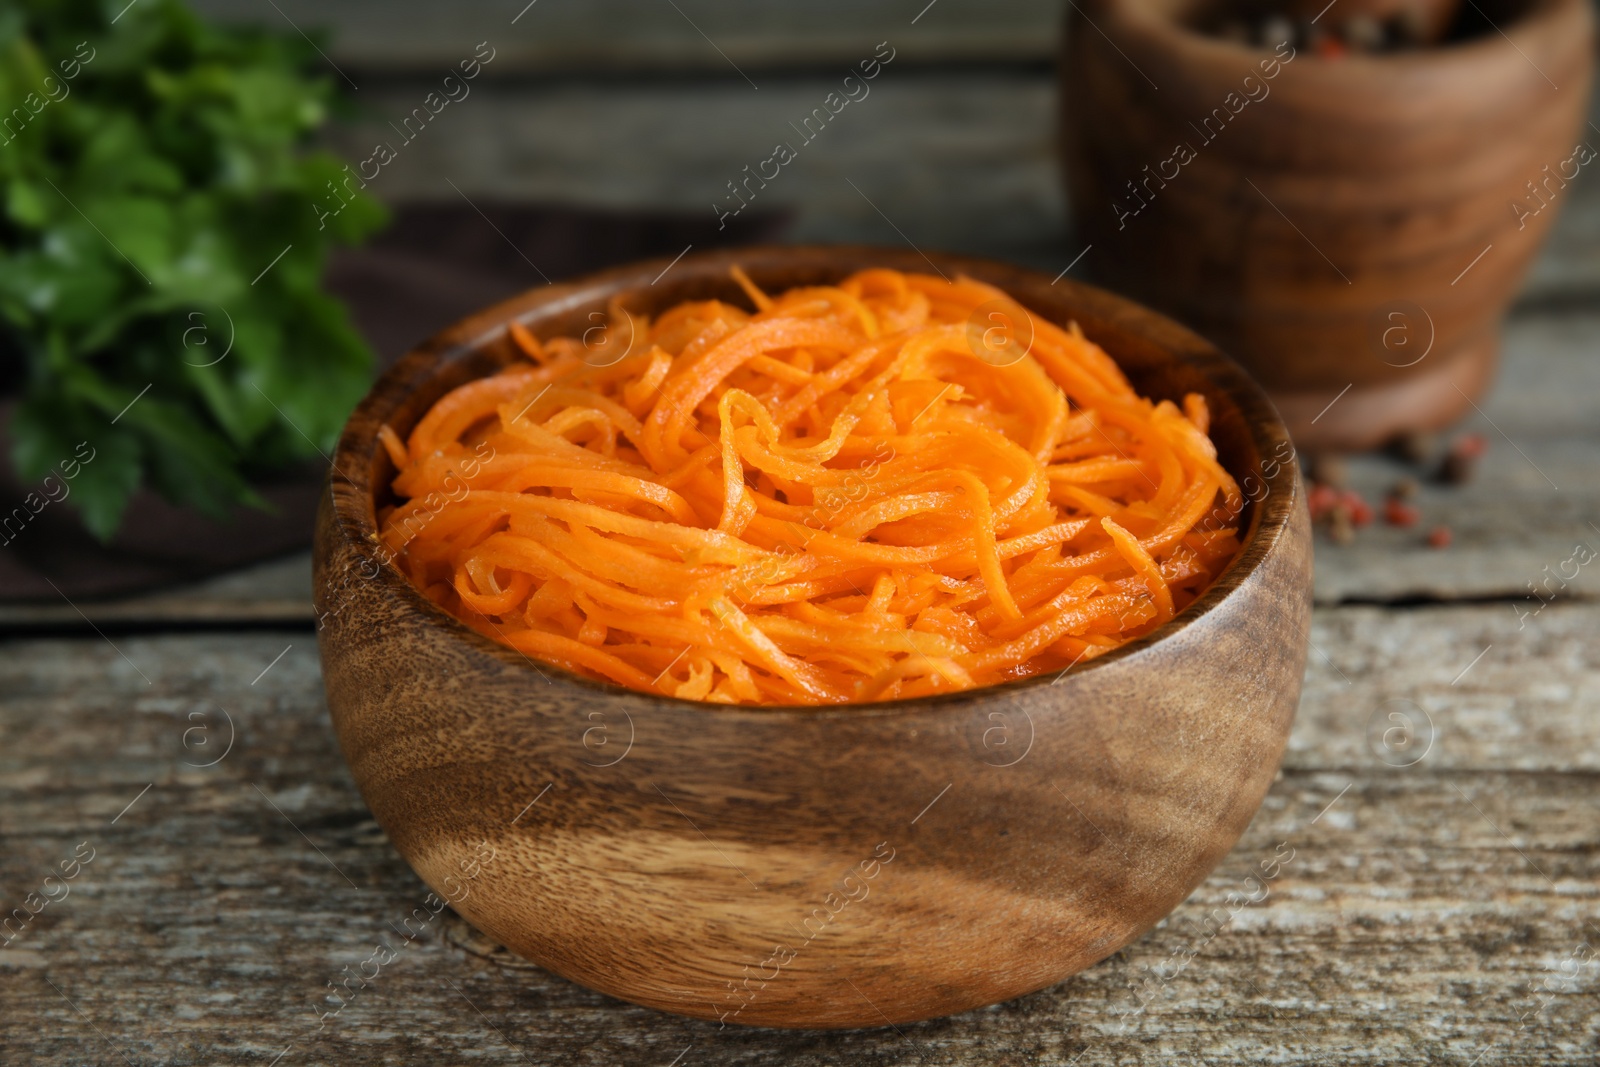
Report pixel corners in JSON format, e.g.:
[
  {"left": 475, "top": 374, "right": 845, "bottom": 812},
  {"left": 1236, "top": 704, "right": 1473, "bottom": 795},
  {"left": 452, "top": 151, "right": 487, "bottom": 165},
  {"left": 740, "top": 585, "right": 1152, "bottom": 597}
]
[
  {"left": 380, "top": 265, "right": 1243, "bottom": 705},
  {"left": 1101, "top": 516, "right": 1175, "bottom": 624},
  {"left": 378, "top": 425, "right": 409, "bottom": 470},
  {"left": 508, "top": 321, "right": 546, "bottom": 362}
]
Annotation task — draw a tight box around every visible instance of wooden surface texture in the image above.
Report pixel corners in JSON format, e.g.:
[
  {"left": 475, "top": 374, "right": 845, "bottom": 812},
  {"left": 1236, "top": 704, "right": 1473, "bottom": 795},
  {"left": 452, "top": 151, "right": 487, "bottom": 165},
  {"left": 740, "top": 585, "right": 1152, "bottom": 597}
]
[{"left": 3, "top": 20, "right": 1599, "bottom": 1063}]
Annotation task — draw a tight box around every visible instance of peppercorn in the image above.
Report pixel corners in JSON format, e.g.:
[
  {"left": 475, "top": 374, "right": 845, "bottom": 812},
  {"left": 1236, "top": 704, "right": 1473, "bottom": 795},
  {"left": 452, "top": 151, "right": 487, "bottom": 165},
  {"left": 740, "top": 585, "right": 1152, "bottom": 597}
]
[
  {"left": 1341, "top": 489, "right": 1374, "bottom": 528},
  {"left": 1383, "top": 498, "right": 1420, "bottom": 527},
  {"left": 1308, "top": 482, "right": 1340, "bottom": 522}
]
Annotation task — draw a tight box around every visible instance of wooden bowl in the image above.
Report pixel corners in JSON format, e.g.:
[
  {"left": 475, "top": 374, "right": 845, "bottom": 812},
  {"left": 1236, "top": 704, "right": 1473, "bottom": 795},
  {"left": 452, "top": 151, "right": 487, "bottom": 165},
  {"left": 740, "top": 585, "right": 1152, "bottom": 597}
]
[
  {"left": 1269, "top": 0, "right": 1463, "bottom": 44},
  {"left": 313, "top": 245, "right": 1312, "bottom": 1028},
  {"left": 1060, "top": 0, "right": 1595, "bottom": 452}
]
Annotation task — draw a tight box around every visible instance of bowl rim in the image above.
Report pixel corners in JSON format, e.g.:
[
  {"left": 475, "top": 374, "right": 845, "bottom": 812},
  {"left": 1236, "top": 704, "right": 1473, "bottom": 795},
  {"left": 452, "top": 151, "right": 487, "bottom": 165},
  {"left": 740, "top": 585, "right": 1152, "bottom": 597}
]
[
  {"left": 322, "top": 243, "right": 1302, "bottom": 719},
  {"left": 1077, "top": 0, "right": 1589, "bottom": 74}
]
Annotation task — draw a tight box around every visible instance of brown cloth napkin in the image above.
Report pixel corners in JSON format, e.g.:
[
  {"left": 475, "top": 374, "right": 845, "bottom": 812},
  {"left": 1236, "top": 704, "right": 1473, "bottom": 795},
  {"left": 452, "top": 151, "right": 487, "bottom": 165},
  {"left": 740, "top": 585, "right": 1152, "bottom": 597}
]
[{"left": 0, "top": 202, "right": 787, "bottom": 602}]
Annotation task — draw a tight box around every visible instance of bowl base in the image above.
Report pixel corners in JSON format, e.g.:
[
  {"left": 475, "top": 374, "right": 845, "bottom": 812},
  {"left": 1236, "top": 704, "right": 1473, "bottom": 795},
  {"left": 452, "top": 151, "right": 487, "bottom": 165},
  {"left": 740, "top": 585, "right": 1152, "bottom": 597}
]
[{"left": 1270, "top": 327, "right": 1499, "bottom": 454}]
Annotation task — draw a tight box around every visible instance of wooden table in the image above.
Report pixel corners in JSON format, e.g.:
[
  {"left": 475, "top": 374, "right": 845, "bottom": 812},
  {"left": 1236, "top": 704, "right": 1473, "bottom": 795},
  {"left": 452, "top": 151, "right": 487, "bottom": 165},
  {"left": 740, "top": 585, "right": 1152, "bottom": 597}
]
[{"left": 4, "top": 8, "right": 1599, "bottom": 1062}]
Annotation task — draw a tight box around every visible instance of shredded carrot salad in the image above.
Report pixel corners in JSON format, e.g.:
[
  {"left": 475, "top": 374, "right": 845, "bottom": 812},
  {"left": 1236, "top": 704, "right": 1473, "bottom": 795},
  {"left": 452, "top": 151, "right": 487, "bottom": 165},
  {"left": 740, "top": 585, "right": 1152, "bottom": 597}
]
[{"left": 377, "top": 267, "right": 1244, "bottom": 705}]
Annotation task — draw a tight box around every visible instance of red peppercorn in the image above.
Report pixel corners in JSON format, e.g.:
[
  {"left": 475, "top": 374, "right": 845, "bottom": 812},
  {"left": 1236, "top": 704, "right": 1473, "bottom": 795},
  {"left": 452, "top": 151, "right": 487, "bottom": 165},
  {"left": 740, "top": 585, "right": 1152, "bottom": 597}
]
[
  {"left": 1308, "top": 482, "right": 1339, "bottom": 521},
  {"left": 1384, "top": 498, "right": 1420, "bottom": 527},
  {"left": 1453, "top": 433, "right": 1489, "bottom": 460},
  {"left": 1427, "top": 525, "right": 1453, "bottom": 549},
  {"left": 1340, "top": 489, "right": 1373, "bottom": 527}
]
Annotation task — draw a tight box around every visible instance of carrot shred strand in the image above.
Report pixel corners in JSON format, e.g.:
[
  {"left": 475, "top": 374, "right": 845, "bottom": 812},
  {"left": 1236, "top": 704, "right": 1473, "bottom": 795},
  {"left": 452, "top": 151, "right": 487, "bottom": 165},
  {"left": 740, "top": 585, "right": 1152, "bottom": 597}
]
[{"left": 381, "top": 268, "right": 1245, "bottom": 705}]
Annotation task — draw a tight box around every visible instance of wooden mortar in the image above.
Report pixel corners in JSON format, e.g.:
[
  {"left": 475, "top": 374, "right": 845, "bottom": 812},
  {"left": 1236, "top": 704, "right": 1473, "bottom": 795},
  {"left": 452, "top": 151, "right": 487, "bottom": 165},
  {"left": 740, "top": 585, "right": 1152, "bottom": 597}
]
[{"left": 1060, "top": 0, "right": 1595, "bottom": 451}]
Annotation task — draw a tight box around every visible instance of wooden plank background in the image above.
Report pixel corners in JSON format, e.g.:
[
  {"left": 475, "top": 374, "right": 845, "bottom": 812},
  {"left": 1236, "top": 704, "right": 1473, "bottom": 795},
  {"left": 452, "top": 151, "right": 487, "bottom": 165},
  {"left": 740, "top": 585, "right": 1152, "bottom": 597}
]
[
  {"left": 192, "top": 0, "right": 1064, "bottom": 70},
  {"left": 4, "top": 3, "right": 1600, "bottom": 1063},
  {"left": 2, "top": 606, "right": 1596, "bottom": 1065}
]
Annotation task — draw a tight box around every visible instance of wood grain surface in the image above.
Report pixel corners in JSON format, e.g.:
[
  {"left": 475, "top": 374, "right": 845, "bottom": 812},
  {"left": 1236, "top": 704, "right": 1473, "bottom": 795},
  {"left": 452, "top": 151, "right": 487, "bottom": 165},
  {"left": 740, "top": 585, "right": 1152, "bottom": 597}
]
[
  {"left": 310, "top": 68, "right": 1600, "bottom": 301},
  {"left": 2, "top": 600, "right": 1596, "bottom": 1063},
  {"left": 3, "top": 51, "right": 1599, "bottom": 1065},
  {"left": 190, "top": 0, "right": 1063, "bottom": 72}
]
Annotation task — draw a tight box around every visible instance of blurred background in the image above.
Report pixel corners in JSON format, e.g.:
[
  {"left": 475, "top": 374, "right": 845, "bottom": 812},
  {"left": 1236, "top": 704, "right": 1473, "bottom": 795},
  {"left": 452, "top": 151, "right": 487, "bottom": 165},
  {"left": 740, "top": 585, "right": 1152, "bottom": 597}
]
[
  {"left": 4, "top": 0, "right": 1598, "bottom": 593},
  {"left": 203, "top": 0, "right": 1070, "bottom": 263},
  {"left": 5, "top": 3, "right": 1600, "bottom": 1064}
]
